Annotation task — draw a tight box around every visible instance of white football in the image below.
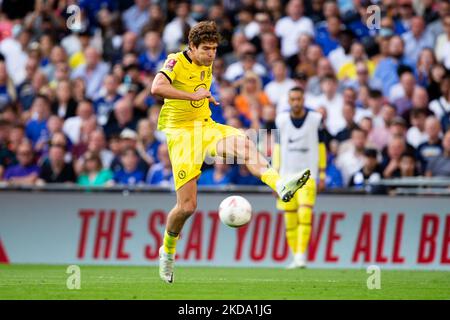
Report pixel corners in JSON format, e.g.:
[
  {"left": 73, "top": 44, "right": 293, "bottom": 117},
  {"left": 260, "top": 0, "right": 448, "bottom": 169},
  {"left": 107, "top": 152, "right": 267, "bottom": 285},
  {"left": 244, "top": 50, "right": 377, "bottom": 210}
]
[{"left": 218, "top": 195, "right": 252, "bottom": 228}]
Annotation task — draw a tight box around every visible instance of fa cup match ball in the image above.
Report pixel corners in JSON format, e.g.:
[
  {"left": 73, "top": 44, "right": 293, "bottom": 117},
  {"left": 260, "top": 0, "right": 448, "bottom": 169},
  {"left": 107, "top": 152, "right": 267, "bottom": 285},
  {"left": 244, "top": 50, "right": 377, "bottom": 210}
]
[{"left": 218, "top": 195, "right": 252, "bottom": 228}]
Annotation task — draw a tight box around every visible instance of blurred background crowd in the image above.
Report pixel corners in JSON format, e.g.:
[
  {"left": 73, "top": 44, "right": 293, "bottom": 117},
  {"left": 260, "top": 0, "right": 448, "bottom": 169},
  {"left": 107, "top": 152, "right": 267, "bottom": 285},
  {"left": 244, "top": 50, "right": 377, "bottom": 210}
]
[{"left": 0, "top": 0, "right": 449, "bottom": 191}]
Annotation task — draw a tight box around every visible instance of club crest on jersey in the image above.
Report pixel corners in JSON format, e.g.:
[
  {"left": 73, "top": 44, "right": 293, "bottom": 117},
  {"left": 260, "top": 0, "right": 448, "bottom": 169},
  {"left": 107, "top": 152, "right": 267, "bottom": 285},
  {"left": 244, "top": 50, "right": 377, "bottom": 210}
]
[
  {"left": 165, "top": 59, "right": 177, "bottom": 71},
  {"left": 200, "top": 71, "right": 205, "bottom": 81},
  {"left": 178, "top": 170, "right": 186, "bottom": 179}
]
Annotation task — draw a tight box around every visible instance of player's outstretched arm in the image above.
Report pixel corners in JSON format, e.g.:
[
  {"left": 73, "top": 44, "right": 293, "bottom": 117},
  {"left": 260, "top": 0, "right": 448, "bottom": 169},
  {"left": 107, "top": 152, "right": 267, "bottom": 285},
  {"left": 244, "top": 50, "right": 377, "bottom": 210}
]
[{"left": 151, "top": 73, "right": 213, "bottom": 102}]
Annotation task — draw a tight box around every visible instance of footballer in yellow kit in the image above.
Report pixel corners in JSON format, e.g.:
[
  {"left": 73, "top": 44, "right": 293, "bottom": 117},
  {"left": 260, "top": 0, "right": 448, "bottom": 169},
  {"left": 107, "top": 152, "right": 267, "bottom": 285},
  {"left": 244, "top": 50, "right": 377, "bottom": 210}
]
[
  {"left": 273, "top": 87, "right": 327, "bottom": 269},
  {"left": 157, "top": 49, "right": 244, "bottom": 191},
  {"left": 151, "top": 21, "right": 311, "bottom": 283}
]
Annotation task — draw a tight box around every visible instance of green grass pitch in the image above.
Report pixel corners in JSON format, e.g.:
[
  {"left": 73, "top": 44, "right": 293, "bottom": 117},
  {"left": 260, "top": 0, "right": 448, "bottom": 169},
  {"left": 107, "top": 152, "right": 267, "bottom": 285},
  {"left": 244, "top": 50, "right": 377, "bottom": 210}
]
[{"left": 0, "top": 264, "right": 449, "bottom": 300}]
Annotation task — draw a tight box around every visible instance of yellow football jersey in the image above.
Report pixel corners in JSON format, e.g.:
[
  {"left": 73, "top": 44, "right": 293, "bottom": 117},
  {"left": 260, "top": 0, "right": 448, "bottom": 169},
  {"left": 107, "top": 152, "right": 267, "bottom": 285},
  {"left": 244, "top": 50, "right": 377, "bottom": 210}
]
[{"left": 157, "top": 50, "right": 213, "bottom": 130}]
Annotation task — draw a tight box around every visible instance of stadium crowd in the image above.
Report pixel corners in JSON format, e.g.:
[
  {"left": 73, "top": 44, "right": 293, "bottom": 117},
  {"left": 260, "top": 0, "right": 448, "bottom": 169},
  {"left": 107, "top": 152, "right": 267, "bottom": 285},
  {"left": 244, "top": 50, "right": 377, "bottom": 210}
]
[{"left": 0, "top": 0, "right": 449, "bottom": 191}]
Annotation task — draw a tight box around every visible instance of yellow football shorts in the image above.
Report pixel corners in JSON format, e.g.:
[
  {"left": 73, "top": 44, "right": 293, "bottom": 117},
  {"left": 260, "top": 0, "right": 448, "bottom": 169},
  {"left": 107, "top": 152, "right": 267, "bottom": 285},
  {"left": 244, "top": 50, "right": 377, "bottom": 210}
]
[
  {"left": 164, "top": 118, "right": 245, "bottom": 190},
  {"left": 276, "top": 177, "right": 317, "bottom": 211}
]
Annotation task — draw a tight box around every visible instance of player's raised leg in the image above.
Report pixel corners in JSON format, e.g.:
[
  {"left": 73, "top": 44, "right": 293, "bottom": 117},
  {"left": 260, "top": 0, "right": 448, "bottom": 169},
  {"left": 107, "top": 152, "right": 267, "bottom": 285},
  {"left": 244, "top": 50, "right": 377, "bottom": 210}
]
[
  {"left": 216, "top": 135, "right": 310, "bottom": 202},
  {"left": 159, "top": 176, "right": 199, "bottom": 283}
]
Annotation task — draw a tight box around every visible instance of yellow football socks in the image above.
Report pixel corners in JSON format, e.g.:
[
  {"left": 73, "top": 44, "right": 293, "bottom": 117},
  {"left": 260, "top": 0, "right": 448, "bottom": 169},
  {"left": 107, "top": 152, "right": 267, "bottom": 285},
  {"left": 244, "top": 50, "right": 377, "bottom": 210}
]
[
  {"left": 284, "top": 211, "right": 299, "bottom": 254},
  {"left": 261, "top": 167, "right": 281, "bottom": 192},
  {"left": 297, "top": 205, "right": 313, "bottom": 254},
  {"left": 163, "top": 230, "right": 179, "bottom": 254}
]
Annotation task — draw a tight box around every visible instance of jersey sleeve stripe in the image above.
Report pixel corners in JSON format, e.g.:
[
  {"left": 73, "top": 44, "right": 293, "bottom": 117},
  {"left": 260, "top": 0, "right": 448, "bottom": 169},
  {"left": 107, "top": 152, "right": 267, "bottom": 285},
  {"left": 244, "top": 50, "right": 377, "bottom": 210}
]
[{"left": 159, "top": 71, "right": 172, "bottom": 84}]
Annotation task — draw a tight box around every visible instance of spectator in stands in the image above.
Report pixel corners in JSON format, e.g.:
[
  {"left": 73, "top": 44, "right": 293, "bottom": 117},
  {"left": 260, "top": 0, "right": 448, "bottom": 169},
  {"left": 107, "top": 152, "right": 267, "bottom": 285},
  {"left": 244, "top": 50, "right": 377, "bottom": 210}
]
[
  {"left": 434, "top": 14, "right": 450, "bottom": 69},
  {"left": 225, "top": 49, "right": 267, "bottom": 84},
  {"left": 394, "top": 0, "right": 415, "bottom": 35},
  {"left": 139, "top": 29, "right": 166, "bottom": 75},
  {"left": 401, "top": 87, "right": 433, "bottom": 126},
  {"left": 51, "top": 80, "right": 77, "bottom": 120},
  {"left": 348, "top": 148, "right": 382, "bottom": 188},
  {"left": 96, "top": 7, "right": 124, "bottom": 65},
  {"left": 94, "top": 74, "right": 122, "bottom": 126},
  {"left": 122, "top": 0, "right": 150, "bottom": 35},
  {"left": 415, "top": 48, "right": 436, "bottom": 88},
  {"left": 315, "top": 15, "right": 341, "bottom": 56},
  {"left": 275, "top": 0, "right": 314, "bottom": 58},
  {"left": 42, "top": 45, "right": 68, "bottom": 83},
  {"left": 371, "top": 17, "right": 394, "bottom": 65},
  {"left": 230, "top": 164, "right": 264, "bottom": 186},
  {"left": 25, "top": 94, "right": 51, "bottom": 147},
  {"left": 71, "top": 47, "right": 110, "bottom": 100},
  {"left": 234, "top": 71, "right": 272, "bottom": 128},
  {"left": 0, "top": 120, "right": 16, "bottom": 178},
  {"left": 305, "top": 57, "right": 334, "bottom": 97},
  {"left": 37, "top": 115, "right": 68, "bottom": 158},
  {"left": 429, "top": 72, "right": 450, "bottom": 132},
  {"left": 390, "top": 70, "right": 420, "bottom": 115},
  {"left": 427, "top": 63, "right": 447, "bottom": 102},
  {"left": 136, "top": 118, "right": 160, "bottom": 168},
  {"left": 0, "top": 26, "right": 31, "bottom": 85},
  {"left": 77, "top": 150, "right": 114, "bottom": 187},
  {"left": 381, "top": 136, "right": 408, "bottom": 178},
  {"left": 401, "top": 16, "right": 434, "bottom": 64},
  {"left": 342, "top": 87, "right": 357, "bottom": 108},
  {"left": 110, "top": 31, "right": 139, "bottom": 66},
  {"left": 72, "top": 77, "right": 87, "bottom": 103},
  {"left": 284, "top": 33, "right": 312, "bottom": 75},
  {"left": 336, "top": 127, "right": 367, "bottom": 185},
  {"left": 37, "top": 142, "right": 76, "bottom": 184},
  {"left": 113, "top": 146, "right": 145, "bottom": 185},
  {"left": 109, "top": 128, "right": 149, "bottom": 174},
  {"left": 63, "top": 99, "right": 95, "bottom": 145},
  {"left": 6, "top": 124, "right": 25, "bottom": 158},
  {"left": 146, "top": 143, "right": 173, "bottom": 186},
  {"left": 373, "top": 35, "right": 415, "bottom": 97},
  {"left": 388, "top": 117, "right": 414, "bottom": 154},
  {"left": 315, "top": 75, "right": 345, "bottom": 136},
  {"left": 335, "top": 103, "right": 358, "bottom": 142},
  {"left": 162, "top": 1, "right": 197, "bottom": 53},
  {"left": 355, "top": 89, "right": 384, "bottom": 127},
  {"left": 417, "top": 116, "right": 443, "bottom": 172},
  {"left": 294, "top": 43, "right": 324, "bottom": 78},
  {"left": 338, "top": 42, "right": 374, "bottom": 81},
  {"left": 406, "top": 109, "right": 429, "bottom": 149},
  {"left": 198, "top": 161, "right": 232, "bottom": 186},
  {"left": 71, "top": 116, "right": 97, "bottom": 160},
  {"left": 234, "top": 6, "right": 259, "bottom": 41},
  {"left": 249, "top": 12, "right": 275, "bottom": 54},
  {"left": 16, "top": 57, "right": 38, "bottom": 111},
  {"left": 428, "top": 0, "right": 450, "bottom": 42},
  {"left": 392, "top": 151, "right": 420, "bottom": 178},
  {"left": 3, "top": 140, "right": 39, "bottom": 185},
  {"left": 103, "top": 98, "right": 139, "bottom": 138},
  {"left": 0, "top": 60, "right": 16, "bottom": 111},
  {"left": 343, "top": 60, "right": 381, "bottom": 92},
  {"left": 65, "top": 30, "right": 93, "bottom": 70},
  {"left": 315, "top": 106, "right": 334, "bottom": 147},
  {"left": 426, "top": 130, "right": 450, "bottom": 177},
  {"left": 328, "top": 29, "right": 354, "bottom": 74},
  {"left": 325, "top": 139, "right": 344, "bottom": 189},
  {"left": 264, "top": 59, "right": 295, "bottom": 113},
  {"left": 86, "top": 129, "right": 114, "bottom": 169}
]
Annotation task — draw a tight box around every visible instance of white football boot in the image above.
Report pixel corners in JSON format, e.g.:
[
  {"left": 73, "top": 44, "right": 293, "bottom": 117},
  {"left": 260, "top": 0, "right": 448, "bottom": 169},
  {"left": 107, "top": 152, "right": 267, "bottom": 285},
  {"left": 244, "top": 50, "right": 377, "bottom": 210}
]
[
  {"left": 277, "top": 168, "right": 311, "bottom": 202},
  {"left": 159, "top": 246, "right": 175, "bottom": 283},
  {"left": 286, "top": 253, "right": 307, "bottom": 269}
]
